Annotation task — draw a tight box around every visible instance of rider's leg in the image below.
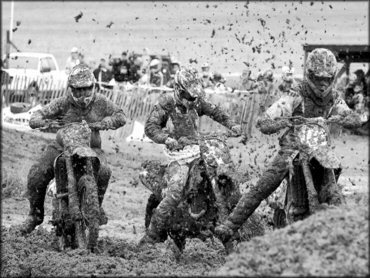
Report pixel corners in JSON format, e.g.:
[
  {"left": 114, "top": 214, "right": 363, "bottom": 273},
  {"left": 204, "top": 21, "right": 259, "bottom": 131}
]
[
  {"left": 215, "top": 149, "right": 293, "bottom": 243},
  {"left": 94, "top": 149, "right": 111, "bottom": 225},
  {"left": 20, "top": 144, "right": 61, "bottom": 234},
  {"left": 140, "top": 161, "right": 189, "bottom": 244}
]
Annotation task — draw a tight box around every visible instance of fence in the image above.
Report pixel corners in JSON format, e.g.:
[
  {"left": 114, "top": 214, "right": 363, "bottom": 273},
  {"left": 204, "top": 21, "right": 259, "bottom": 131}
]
[{"left": 1, "top": 74, "right": 279, "bottom": 139}]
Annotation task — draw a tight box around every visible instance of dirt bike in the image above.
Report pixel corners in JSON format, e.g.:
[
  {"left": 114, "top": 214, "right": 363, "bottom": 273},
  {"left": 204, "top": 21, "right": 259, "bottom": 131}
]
[
  {"left": 271, "top": 116, "right": 343, "bottom": 228},
  {"left": 42, "top": 120, "right": 103, "bottom": 252},
  {"left": 140, "top": 131, "right": 265, "bottom": 252}
]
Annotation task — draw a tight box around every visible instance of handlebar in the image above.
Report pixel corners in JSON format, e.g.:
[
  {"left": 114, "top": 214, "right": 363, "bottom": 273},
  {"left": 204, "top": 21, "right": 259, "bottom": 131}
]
[
  {"left": 36, "top": 120, "right": 104, "bottom": 131},
  {"left": 275, "top": 116, "right": 341, "bottom": 126},
  {"left": 167, "top": 130, "right": 241, "bottom": 151}
]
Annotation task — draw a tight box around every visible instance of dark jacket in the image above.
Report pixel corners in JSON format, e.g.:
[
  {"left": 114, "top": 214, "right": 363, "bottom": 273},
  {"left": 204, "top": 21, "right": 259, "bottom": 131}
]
[
  {"left": 145, "top": 92, "right": 236, "bottom": 144},
  {"left": 30, "top": 93, "right": 126, "bottom": 149}
]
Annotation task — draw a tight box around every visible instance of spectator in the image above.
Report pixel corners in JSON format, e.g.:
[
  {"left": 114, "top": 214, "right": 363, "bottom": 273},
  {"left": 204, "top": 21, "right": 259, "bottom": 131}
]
[
  {"left": 129, "top": 56, "right": 144, "bottom": 84},
  {"left": 278, "top": 66, "right": 297, "bottom": 93},
  {"left": 93, "top": 58, "right": 113, "bottom": 90},
  {"left": 65, "top": 47, "right": 80, "bottom": 74},
  {"left": 149, "top": 59, "right": 163, "bottom": 87},
  {"left": 200, "top": 62, "right": 214, "bottom": 88},
  {"left": 258, "top": 69, "right": 277, "bottom": 111},
  {"left": 212, "top": 72, "right": 228, "bottom": 91},
  {"left": 115, "top": 64, "right": 130, "bottom": 83},
  {"left": 110, "top": 55, "right": 130, "bottom": 83},
  {"left": 121, "top": 51, "right": 131, "bottom": 71},
  {"left": 165, "top": 60, "right": 181, "bottom": 88},
  {"left": 237, "top": 68, "right": 257, "bottom": 91},
  {"left": 345, "top": 69, "right": 368, "bottom": 113},
  {"left": 160, "top": 60, "right": 171, "bottom": 85},
  {"left": 78, "top": 53, "right": 88, "bottom": 67}
]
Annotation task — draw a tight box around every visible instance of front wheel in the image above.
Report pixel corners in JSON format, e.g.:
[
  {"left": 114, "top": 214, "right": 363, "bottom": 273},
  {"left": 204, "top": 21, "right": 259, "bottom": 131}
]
[{"left": 78, "top": 175, "right": 100, "bottom": 252}]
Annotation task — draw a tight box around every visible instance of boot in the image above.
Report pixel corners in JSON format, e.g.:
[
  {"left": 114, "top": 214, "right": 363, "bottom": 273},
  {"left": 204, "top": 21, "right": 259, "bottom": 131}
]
[
  {"left": 99, "top": 207, "right": 108, "bottom": 226},
  {"left": 20, "top": 204, "right": 44, "bottom": 235},
  {"left": 97, "top": 165, "right": 111, "bottom": 226},
  {"left": 138, "top": 212, "right": 166, "bottom": 247},
  {"left": 214, "top": 220, "right": 237, "bottom": 245}
]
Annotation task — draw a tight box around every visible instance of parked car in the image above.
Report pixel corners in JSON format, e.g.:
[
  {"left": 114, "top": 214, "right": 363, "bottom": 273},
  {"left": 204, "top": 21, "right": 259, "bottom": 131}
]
[{"left": 2, "top": 52, "right": 67, "bottom": 90}]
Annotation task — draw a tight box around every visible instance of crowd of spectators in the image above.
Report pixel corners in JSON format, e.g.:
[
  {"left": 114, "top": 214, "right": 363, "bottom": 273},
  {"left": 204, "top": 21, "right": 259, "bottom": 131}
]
[{"left": 65, "top": 47, "right": 182, "bottom": 90}]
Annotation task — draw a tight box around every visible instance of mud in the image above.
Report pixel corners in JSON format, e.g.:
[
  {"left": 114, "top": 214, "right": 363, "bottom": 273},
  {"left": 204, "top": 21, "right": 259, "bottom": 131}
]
[
  {"left": 213, "top": 195, "right": 369, "bottom": 276},
  {"left": 1, "top": 126, "right": 368, "bottom": 276},
  {"left": 1, "top": 226, "right": 226, "bottom": 277}
]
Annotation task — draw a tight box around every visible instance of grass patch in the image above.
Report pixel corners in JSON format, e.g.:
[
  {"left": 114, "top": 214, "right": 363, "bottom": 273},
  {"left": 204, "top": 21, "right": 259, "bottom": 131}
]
[{"left": 1, "top": 170, "right": 26, "bottom": 199}]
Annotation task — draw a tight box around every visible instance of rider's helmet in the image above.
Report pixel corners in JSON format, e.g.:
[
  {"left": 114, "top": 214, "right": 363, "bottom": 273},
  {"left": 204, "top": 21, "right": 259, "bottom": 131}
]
[
  {"left": 68, "top": 64, "right": 96, "bottom": 109},
  {"left": 282, "top": 66, "right": 295, "bottom": 82},
  {"left": 174, "top": 67, "right": 204, "bottom": 102},
  {"left": 263, "top": 69, "right": 274, "bottom": 82},
  {"left": 305, "top": 48, "right": 337, "bottom": 97}
]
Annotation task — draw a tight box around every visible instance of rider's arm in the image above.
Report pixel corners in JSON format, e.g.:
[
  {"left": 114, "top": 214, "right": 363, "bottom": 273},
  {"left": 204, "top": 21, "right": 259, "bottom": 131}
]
[
  {"left": 99, "top": 95, "right": 127, "bottom": 130},
  {"left": 329, "top": 96, "right": 363, "bottom": 129},
  {"left": 29, "top": 97, "right": 68, "bottom": 129},
  {"left": 198, "top": 97, "right": 236, "bottom": 129},
  {"left": 256, "top": 92, "right": 302, "bottom": 134},
  {"left": 144, "top": 98, "right": 170, "bottom": 144}
]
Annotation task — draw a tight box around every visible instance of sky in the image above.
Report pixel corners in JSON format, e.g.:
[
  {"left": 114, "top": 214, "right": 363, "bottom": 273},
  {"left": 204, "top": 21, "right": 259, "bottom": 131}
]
[{"left": 1, "top": 1, "right": 369, "bottom": 75}]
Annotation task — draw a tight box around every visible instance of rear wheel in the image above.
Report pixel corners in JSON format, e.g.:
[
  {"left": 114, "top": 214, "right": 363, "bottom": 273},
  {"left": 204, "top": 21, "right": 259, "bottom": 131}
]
[{"left": 78, "top": 175, "right": 100, "bottom": 252}]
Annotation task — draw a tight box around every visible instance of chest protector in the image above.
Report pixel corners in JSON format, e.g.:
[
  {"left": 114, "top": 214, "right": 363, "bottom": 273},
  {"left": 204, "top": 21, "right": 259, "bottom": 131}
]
[
  {"left": 169, "top": 104, "right": 200, "bottom": 140},
  {"left": 292, "top": 82, "right": 336, "bottom": 118}
]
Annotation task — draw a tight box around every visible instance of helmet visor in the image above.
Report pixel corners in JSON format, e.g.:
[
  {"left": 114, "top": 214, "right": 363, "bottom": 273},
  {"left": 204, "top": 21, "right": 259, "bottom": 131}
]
[{"left": 71, "top": 85, "right": 94, "bottom": 98}]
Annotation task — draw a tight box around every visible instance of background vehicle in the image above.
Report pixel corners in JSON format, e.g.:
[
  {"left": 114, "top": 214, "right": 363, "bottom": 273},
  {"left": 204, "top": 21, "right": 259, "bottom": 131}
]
[{"left": 2, "top": 52, "right": 67, "bottom": 90}]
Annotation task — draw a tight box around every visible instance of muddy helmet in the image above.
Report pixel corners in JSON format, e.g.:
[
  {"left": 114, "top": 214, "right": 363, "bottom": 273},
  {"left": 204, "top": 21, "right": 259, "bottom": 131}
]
[
  {"left": 305, "top": 48, "right": 337, "bottom": 98},
  {"left": 174, "top": 67, "right": 204, "bottom": 102},
  {"left": 306, "top": 48, "right": 337, "bottom": 78},
  {"left": 68, "top": 64, "right": 96, "bottom": 108}
]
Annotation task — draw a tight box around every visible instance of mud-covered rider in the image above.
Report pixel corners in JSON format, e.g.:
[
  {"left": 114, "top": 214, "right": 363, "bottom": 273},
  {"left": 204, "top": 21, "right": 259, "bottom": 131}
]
[
  {"left": 20, "top": 64, "right": 126, "bottom": 234},
  {"left": 215, "top": 48, "right": 363, "bottom": 244},
  {"left": 139, "top": 67, "right": 242, "bottom": 245}
]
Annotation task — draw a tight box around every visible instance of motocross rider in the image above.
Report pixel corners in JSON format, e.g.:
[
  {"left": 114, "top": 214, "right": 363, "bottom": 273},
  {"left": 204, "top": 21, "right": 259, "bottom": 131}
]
[
  {"left": 139, "top": 67, "right": 242, "bottom": 245},
  {"left": 20, "top": 64, "right": 126, "bottom": 234},
  {"left": 215, "top": 48, "right": 363, "bottom": 244}
]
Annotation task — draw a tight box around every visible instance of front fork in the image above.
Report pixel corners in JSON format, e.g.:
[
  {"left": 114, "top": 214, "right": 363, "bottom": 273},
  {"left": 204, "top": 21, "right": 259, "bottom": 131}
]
[{"left": 64, "top": 155, "right": 95, "bottom": 249}]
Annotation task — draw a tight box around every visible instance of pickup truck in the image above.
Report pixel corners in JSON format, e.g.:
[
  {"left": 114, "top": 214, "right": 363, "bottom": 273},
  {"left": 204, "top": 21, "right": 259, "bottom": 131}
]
[{"left": 2, "top": 52, "right": 67, "bottom": 90}]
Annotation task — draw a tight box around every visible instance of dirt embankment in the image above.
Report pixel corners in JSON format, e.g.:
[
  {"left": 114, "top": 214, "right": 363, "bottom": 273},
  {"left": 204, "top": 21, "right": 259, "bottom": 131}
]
[{"left": 213, "top": 195, "right": 369, "bottom": 276}]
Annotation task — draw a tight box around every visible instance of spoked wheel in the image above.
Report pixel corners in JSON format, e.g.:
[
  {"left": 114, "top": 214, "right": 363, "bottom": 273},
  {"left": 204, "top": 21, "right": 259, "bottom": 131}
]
[{"left": 78, "top": 175, "right": 100, "bottom": 252}]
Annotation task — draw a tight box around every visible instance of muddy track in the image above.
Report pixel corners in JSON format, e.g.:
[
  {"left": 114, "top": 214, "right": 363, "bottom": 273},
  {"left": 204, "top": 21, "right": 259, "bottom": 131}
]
[
  {"left": 1, "top": 226, "right": 228, "bottom": 277},
  {"left": 1, "top": 127, "right": 369, "bottom": 276}
]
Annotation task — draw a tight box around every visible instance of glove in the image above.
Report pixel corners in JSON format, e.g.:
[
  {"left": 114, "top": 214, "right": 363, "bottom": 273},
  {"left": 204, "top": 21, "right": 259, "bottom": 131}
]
[
  {"left": 230, "top": 125, "right": 242, "bottom": 136},
  {"left": 178, "top": 137, "right": 197, "bottom": 146},
  {"left": 312, "top": 116, "right": 326, "bottom": 125},
  {"left": 165, "top": 137, "right": 179, "bottom": 151},
  {"left": 89, "top": 118, "right": 112, "bottom": 130},
  {"left": 31, "top": 119, "right": 48, "bottom": 128},
  {"left": 327, "top": 115, "right": 343, "bottom": 124},
  {"left": 279, "top": 119, "right": 293, "bottom": 128}
]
